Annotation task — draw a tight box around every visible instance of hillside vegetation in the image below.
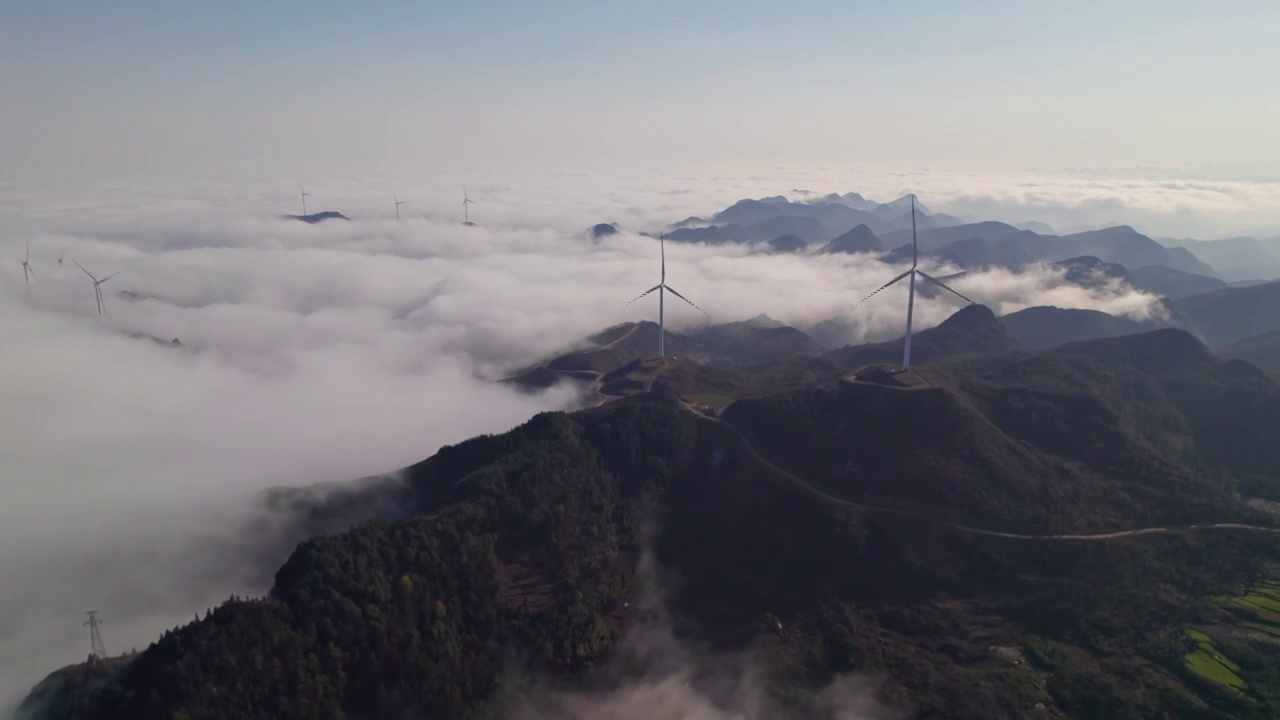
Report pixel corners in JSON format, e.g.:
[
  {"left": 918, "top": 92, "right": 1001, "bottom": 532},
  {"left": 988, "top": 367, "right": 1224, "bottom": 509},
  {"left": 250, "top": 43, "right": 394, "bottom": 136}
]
[{"left": 22, "top": 320, "right": 1280, "bottom": 720}]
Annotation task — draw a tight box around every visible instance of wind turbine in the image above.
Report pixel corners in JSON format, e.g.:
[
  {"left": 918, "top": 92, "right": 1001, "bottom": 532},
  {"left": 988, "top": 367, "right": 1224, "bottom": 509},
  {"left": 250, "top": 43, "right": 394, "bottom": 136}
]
[
  {"left": 626, "top": 234, "right": 704, "bottom": 359},
  {"left": 394, "top": 194, "right": 405, "bottom": 220},
  {"left": 461, "top": 186, "right": 477, "bottom": 226},
  {"left": 853, "top": 195, "right": 974, "bottom": 371},
  {"left": 20, "top": 241, "right": 35, "bottom": 286},
  {"left": 58, "top": 248, "right": 64, "bottom": 266},
  {"left": 299, "top": 184, "right": 310, "bottom": 216},
  {"left": 74, "top": 261, "right": 118, "bottom": 316}
]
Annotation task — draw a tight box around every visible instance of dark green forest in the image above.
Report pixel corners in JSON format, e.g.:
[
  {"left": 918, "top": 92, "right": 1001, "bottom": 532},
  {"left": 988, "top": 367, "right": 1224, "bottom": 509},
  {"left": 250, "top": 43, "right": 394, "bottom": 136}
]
[{"left": 21, "top": 326, "right": 1280, "bottom": 720}]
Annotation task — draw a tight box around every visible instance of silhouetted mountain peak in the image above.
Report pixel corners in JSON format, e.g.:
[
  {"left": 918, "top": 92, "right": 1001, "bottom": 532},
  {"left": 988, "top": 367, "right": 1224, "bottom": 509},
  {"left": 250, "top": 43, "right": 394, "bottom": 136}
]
[
  {"left": 1054, "top": 328, "right": 1216, "bottom": 374},
  {"left": 765, "top": 233, "right": 808, "bottom": 253},
  {"left": 287, "top": 211, "right": 349, "bottom": 224},
  {"left": 937, "top": 302, "right": 1000, "bottom": 332},
  {"left": 590, "top": 223, "right": 619, "bottom": 238},
  {"left": 1051, "top": 256, "right": 1135, "bottom": 290},
  {"left": 824, "top": 224, "right": 884, "bottom": 254},
  {"left": 810, "top": 192, "right": 878, "bottom": 211},
  {"left": 834, "top": 304, "right": 1016, "bottom": 367},
  {"left": 875, "top": 194, "right": 932, "bottom": 216}
]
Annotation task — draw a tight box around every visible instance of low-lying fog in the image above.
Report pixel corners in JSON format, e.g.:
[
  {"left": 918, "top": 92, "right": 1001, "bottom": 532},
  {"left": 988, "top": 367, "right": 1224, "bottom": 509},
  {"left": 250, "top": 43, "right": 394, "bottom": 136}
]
[{"left": 0, "top": 166, "right": 1263, "bottom": 711}]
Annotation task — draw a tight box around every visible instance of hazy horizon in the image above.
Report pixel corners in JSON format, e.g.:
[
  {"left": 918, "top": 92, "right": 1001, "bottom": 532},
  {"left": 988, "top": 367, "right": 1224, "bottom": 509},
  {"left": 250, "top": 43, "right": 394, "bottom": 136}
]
[
  {"left": 3, "top": 1, "right": 1279, "bottom": 186},
  {"left": 4, "top": 1, "right": 1280, "bottom": 716}
]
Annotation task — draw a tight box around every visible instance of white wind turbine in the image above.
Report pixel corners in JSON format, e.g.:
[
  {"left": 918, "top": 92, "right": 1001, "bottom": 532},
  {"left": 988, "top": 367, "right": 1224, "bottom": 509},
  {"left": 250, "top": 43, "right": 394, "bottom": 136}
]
[
  {"left": 853, "top": 195, "right": 974, "bottom": 371},
  {"left": 299, "top": 183, "right": 310, "bottom": 216},
  {"left": 74, "top": 261, "right": 118, "bottom": 316},
  {"left": 461, "top": 186, "right": 477, "bottom": 226},
  {"left": 394, "top": 194, "right": 405, "bottom": 220},
  {"left": 20, "top": 241, "right": 35, "bottom": 286},
  {"left": 626, "top": 234, "right": 704, "bottom": 359}
]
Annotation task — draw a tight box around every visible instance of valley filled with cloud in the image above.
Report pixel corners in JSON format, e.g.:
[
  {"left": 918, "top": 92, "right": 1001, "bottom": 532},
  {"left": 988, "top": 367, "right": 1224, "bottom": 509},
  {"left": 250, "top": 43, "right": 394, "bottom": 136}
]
[{"left": 1, "top": 165, "right": 1276, "bottom": 712}]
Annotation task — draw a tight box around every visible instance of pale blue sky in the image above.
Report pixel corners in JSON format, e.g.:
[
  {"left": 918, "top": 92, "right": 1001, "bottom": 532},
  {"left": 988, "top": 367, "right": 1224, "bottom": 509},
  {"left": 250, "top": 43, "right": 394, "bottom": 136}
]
[{"left": 2, "top": 0, "right": 1277, "bottom": 182}]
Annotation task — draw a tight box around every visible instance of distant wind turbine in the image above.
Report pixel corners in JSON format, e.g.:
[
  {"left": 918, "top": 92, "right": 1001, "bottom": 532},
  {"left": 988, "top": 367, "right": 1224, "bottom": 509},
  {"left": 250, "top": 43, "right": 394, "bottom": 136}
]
[
  {"left": 58, "top": 247, "right": 64, "bottom": 266},
  {"left": 461, "top": 186, "right": 477, "bottom": 226},
  {"left": 394, "top": 194, "right": 405, "bottom": 220},
  {"left": 74, "top": 261, "right": 118, "bottom": 316},
  {"left": 299, "top": 184, "right": 310, "bottom": 216},
  {"left": 852, "top": 195, "right": 974, "bottom": 371},
  {"left": 626, "top": 234, "right": 704, "bottom": 359},
  {"left": 20, "top": 241, "right": 35, "bottom": 286}
]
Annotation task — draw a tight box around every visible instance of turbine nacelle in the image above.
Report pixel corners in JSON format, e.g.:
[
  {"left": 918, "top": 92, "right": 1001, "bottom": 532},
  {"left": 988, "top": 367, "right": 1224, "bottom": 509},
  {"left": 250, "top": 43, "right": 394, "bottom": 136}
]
[
  {"left": 461, "top": 186, "right": 478, "bottom": 225},
  {"left": 626, "top": 234, "right": 704, "bottom": 359},
  {"left": 20, "top": 241, "right": 35, "bottom": 285},
  {"left": 74, "top": 260, "right": 119, "bottom": 315},
  {"left": 851, "top": 195, "right": 974, "bottom": 371}
]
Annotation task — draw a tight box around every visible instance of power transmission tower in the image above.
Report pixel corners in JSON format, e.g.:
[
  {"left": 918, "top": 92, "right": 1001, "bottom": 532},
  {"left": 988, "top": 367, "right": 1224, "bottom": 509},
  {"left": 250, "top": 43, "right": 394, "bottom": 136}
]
[{"left": 84, "top": 611, "right": 108, "bottom": 666}]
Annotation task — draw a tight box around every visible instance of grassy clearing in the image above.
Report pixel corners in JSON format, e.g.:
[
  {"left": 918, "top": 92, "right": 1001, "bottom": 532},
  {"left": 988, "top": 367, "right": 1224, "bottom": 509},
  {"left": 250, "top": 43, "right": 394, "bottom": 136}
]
[
  {"left": 1186, "top": 629, "right": 1214, "bottom": 644},
  {"left": 1182, "top": 627, "right": 1244, "bottom": 676},
  {"left": 1185, "top": 650, "right": 1248, "bottom": 691},
  {"left": 1183, "top": 630, "right": 1246, "bottom": 691},
  {"left": 1253, "top": 581, "right": 1280, "bottom": 600},
  {"left": 683, "top": 394, "right": 734, "bottom": 410},
  {"left": 1242, "top": 621, "right": 1280, "bottom": 637},
  {"left": 1232, "top": 595, "right": 1280, "bottom": 615}
]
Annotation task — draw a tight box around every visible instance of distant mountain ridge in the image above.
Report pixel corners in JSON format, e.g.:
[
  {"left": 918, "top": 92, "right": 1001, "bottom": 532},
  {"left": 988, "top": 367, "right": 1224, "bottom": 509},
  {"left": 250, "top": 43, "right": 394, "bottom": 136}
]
[
  {"left": 1218, "top": 330, "right": 1280, "bottom": 377},
  {"left": 1161, "top": 236, "right": 1280, "bottom": 282},
  {"left": 1130, "top": 265, "right": 1229, "bottom": 300},
  {"left": 286, "top": 211, "right": 349, "bottom": 223},
  {"left": 1174, "top": 280, "right": 1280, "bottom": 347},
  {"left": 35, "top": 313, "right": 1280, "bottom": 720},
  {"left": 667, "top": 194, "right": 1223, "bottom": 284},
  {"left": 999, "top": 304, "right": 1196, "bottom": 351}
]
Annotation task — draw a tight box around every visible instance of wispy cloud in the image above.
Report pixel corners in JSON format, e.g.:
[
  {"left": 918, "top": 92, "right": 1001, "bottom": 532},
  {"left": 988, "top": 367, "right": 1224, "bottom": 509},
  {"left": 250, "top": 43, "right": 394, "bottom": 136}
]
[{"left": 0, "top": 168, "right": 1217, "bottom": 710}]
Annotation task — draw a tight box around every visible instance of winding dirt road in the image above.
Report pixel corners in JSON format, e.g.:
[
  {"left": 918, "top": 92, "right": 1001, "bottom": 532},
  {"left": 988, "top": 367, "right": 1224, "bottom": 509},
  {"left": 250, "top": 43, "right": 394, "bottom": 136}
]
[
  {"left": 683, "top": 400, "right": 1280, "bottom": 543},
  {"left": 536, "top": 349, "right": 1280, "bottom": 543}
]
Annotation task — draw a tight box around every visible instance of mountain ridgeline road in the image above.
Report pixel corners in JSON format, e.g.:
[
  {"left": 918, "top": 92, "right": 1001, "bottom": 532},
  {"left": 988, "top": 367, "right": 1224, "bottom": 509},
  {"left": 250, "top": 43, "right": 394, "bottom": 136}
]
[{"left": 681, "top": 399, "right": 1280, "bottom": 544}]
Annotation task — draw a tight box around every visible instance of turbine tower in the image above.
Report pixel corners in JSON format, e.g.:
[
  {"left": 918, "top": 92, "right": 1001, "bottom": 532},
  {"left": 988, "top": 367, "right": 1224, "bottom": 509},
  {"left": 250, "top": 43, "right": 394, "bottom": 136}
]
[
  {"left": 299, "top": 184, "right": 310, "bottom": 216},
  {"left": 74, "top": 261, "right": 118, "bottom": 316},
  {"left": 20, "top": 241, "right": 35, "bottom": 286},
  {"left": 853, "top": 195, "right": 974, "bottom": 371},
  {"left": 58, "top": 248, "right": 65, "bottom": 266},
  {"left": 394, "top": 194, "right": 405, "bottom": 220},
  {"left": 461, "top": 186, "right": 477, "bottom": 226},
  {"left": 626, "top": 234, "right": 703, "bottom": 359},
  {"left": 84, "top": 611, "right": 108, "bottom": 666}
]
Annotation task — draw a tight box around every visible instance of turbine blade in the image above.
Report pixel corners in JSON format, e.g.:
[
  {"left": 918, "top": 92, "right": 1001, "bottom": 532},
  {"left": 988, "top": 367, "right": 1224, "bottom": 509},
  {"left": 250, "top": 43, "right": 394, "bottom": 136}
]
[
  {"left": 74, "top": 261, "right": 97, "bottom": 282},
  {"left": 626, "top": 285, "right": 663, "bottom": 305},
  {"left": 26, "top": 241, "right": 30, "bottom": 263},
  {"left": 98, "top": 272, "right": 119, "bottom": 285},
  {"left": 916, "top": 271, "right": 975, "bottom": 304},
  {"left": 27, "top": 265, "right": 35, "bottom": 280},
  {"left": 910, "top": 194, "right": 918, "bottom": 270},
  {"left": 853, "top": 270, "right": 912, "bottom": 307},
  {"left": 660, "top": 233, "right": 666, "bottom": 282},
  {"left": 664, "top": 285, "right": 705, "bottom": 313}
]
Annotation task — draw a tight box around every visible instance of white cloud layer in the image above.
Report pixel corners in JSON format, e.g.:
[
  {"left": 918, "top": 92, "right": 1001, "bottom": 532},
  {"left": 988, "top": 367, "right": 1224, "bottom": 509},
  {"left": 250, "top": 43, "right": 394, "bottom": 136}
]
[{"left": 0, "top": 167, "right": 1237, "bottom": 712}]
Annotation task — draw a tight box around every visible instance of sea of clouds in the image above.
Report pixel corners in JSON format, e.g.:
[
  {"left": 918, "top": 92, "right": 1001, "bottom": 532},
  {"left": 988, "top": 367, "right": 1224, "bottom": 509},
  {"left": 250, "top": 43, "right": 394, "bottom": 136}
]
[{"left": 1, "top": 165, "right": 1274, "bottom": 713}]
